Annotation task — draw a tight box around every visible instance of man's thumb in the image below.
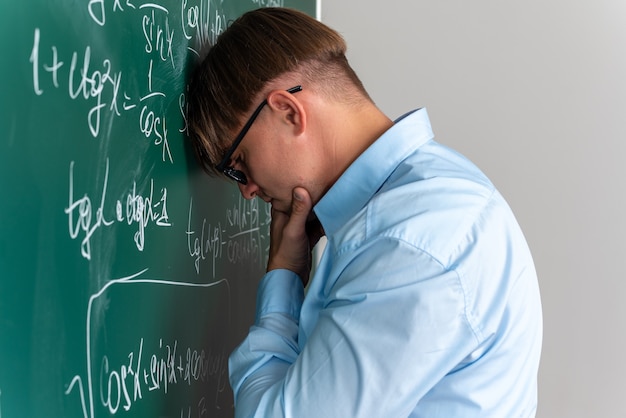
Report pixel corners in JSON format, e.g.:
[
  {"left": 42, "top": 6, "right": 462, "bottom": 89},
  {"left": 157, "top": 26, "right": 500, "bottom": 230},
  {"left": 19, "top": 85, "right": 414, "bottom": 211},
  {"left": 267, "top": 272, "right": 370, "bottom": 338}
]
[{"left": 291, "top": 187, "right": 312, "bottom": 219}]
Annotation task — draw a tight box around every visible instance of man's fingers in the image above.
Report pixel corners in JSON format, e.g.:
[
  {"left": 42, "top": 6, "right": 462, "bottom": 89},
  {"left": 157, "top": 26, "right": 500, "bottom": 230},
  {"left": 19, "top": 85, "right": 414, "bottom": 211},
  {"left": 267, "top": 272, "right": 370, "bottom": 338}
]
[
  {"left": 284, "top": 187, "right": 313, "bottom": 238},
  {"left": 266, "top": 187, "right": 315, "bottom": 284}
]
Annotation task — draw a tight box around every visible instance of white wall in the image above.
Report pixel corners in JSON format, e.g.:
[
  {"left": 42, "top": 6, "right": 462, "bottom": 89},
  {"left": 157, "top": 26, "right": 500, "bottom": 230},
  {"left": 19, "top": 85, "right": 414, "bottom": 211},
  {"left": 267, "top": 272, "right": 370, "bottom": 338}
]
[{"left": 321, "top": 1, "right": 626, "bottom": 417}]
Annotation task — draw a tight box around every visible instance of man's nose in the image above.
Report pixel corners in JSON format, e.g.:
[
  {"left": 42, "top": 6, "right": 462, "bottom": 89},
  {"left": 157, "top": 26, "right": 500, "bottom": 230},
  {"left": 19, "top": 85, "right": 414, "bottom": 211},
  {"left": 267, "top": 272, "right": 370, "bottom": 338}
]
[{"left": 238, "top": 180, "right": 259, "bottom": 200}]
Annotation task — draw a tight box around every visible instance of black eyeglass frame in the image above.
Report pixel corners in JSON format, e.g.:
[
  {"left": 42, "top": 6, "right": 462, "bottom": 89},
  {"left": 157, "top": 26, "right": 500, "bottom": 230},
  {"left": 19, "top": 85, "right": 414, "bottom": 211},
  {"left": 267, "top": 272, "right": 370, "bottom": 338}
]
[{"left": 215, "top": 85, "right": 303, "bottom": 185}]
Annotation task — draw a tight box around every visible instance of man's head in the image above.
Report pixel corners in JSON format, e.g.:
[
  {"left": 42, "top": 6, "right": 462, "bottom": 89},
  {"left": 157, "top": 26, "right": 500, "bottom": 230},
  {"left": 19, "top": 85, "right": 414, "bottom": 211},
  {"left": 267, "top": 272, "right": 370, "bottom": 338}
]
[{"left": 187, "top": 7, "right": 381, "bottom": 212}]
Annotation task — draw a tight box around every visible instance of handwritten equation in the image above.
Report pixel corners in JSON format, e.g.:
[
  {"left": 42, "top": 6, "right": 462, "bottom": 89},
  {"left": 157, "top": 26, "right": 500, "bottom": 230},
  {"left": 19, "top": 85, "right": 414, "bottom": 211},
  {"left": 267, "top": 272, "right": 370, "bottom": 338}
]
[
  {"left": 30, "top": 26, "right": 174, "bottom": 161},
  {"left": 64, "top": 156, "right": 271, "bottom": 276},
  {"left": 28, "top": 0, "right": 239, "bottom": 162},
  {"left": 65, "top": 271, "right": 231, "bottom": 417},
  {"left": 186, "top": 195, "right": 271, "bottom": 277},
  {"left": 65, "top": 159, "right": 171, "bottom": 261},
  {"left": 94, "top": 338, "right": 227, "bottom": 415}
]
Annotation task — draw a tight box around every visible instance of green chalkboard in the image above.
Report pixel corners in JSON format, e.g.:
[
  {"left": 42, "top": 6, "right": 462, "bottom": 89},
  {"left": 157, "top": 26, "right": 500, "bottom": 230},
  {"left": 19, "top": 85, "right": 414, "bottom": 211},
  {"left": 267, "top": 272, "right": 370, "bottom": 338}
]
[{"left": 0, "top": 1, "right": 316, "bottom": 417}]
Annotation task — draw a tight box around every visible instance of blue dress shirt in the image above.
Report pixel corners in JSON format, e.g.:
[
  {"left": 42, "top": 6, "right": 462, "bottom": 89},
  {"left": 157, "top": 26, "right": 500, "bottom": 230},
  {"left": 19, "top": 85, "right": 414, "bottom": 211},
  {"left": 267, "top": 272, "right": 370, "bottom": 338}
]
[{"left": 229, "top": 108, "right": 543, "bottom": 417}]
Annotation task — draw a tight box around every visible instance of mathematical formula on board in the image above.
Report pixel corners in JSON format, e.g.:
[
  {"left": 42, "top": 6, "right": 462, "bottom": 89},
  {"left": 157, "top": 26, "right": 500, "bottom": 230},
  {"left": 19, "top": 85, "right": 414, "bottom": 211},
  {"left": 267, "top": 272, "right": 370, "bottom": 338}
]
[
  {"left": 64, "top": 157, "right": 270, "bottom": 275},
  {"left": 28, "top": 1, "right": 225, "bottom": 161},
  {"left": 64, "top": 272, "right": 233, "bottom": 417},
  {"left": 22, "top": 1, "right": 283, "bottom": 416}
]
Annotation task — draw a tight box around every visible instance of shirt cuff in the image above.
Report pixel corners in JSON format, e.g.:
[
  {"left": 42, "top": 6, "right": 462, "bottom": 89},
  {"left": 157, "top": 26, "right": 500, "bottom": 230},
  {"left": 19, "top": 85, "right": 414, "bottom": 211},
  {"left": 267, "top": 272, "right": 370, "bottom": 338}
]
[{"left": 255, "top": 269, "right": 304, "bottom": 323}]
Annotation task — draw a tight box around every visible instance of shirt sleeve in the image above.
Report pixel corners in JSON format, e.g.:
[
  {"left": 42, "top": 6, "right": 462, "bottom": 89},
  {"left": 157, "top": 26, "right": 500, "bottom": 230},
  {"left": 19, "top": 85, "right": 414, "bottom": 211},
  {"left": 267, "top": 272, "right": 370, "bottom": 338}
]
[
  {"left": 229, "top": 268, "right": 304, "bottom": 417},
  {"left": 228, "top": 238, "right": 483, "bottom": 418}
]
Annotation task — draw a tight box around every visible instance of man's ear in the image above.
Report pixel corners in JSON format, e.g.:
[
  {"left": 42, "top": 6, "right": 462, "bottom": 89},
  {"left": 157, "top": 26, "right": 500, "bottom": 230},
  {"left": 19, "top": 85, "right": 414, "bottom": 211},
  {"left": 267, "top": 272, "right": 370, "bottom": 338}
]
[{"left": 266, "top": 89, "right": 306, "bottom": 136}]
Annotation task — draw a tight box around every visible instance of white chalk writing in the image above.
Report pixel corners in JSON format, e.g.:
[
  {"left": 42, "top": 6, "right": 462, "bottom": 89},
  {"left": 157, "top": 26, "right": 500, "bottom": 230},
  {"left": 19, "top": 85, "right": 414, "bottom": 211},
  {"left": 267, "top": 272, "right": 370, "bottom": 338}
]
[
  {"left": 97, "top": 338, "right": 227, "bottom": 415},
  {"left": 186, "top": 194, "right": 271, "bottom": 277},
  {"left": 226, "top": 195, "right": 264, "bottom": 265},
  {"left": 252, "top": 0, "right": 285, "bottom": 7},
  {"left": 186, "top": 198, "right": 226, "bottom": 277},
  {"left": 30, "top": 0, "right": 215, "bottom": 162},
  {"left": 65, "top": 159, "right": 171, "bottom": 260},
  {"left": 65, "top": 272, "right": 231, "bottom": 417},
  {"left": 31, "top": 28, "right": 123, "bottom": 139},
  {"left": 182, "top": 0, "right": 227, "bottom": 56}
]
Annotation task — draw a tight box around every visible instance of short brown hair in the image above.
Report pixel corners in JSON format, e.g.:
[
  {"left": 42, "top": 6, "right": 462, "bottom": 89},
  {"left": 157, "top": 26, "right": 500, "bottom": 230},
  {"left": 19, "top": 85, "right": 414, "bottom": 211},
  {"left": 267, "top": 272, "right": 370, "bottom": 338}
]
[{"left": 187, "top": 7, "right": 369, "bottom": 176}]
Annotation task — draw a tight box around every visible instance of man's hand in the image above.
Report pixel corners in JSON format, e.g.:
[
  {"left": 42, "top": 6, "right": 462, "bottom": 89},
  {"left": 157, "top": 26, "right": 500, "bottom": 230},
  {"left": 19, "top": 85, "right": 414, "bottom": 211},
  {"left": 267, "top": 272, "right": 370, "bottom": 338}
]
[{"left": 267, "top": 187, "right": 324, "bottom": 286}]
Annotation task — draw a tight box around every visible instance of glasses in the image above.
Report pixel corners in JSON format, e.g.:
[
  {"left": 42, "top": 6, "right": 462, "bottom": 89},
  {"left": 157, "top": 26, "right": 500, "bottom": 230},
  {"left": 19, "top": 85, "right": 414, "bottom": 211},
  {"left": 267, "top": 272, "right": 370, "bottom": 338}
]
[{"left": 215, "top": 85, "right": 303, "bottom": 185}]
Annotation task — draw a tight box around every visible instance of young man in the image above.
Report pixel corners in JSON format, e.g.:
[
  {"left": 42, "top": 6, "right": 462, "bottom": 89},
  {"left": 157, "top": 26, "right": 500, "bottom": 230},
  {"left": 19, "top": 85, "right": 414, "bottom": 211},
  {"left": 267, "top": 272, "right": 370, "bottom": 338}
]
[{"left": 187, "top": 7, "right": 542, "bottom": 418}]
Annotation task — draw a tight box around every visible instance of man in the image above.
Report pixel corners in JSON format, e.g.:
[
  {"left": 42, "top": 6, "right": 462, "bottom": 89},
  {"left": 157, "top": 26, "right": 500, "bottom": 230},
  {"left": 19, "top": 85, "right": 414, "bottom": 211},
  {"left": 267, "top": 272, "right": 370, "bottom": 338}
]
[{"left": 187, "top": 7, "right": 542, "bottom": 418}]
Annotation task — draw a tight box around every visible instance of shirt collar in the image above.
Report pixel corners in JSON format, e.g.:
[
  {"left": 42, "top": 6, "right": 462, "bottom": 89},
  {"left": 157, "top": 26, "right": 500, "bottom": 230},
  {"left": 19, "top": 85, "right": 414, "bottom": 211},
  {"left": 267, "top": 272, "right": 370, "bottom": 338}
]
[{"left": 314, "top": 108, "right": 434, "bottom": 236}]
